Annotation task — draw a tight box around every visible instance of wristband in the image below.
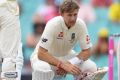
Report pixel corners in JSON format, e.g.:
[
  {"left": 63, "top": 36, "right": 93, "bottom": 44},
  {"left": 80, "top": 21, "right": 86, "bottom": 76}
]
[{"left": 68, "top": 57, "right": 84, "bottom": 65}]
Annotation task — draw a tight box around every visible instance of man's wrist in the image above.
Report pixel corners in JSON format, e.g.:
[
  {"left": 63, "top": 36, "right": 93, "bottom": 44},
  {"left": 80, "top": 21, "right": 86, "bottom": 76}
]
[
  {"left": 68, "top": 57, "right": 84, "bottom": 65},
  {"left": 57, "top": 61, "right": 63, "bottom": 68}
]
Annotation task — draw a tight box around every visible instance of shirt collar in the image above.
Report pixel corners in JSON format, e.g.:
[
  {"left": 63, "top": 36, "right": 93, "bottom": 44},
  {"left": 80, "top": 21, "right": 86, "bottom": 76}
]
[{"left": 60, "top": 16, "right": 77, "bottom": 31}]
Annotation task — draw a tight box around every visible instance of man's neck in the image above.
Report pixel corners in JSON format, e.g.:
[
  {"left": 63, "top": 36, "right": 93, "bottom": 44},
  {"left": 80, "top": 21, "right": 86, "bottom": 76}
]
[{"left": 65, "top": 23, "right": 71, "bottom": 29}]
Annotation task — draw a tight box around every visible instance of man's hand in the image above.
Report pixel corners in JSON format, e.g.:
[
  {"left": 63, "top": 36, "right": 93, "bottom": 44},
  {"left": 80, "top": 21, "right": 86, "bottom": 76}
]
[
  {"left": 55, "top": 68, "right": 67, "bottom": 76},
  {"left": 60, "top": 61, "right": 81, "bottom": 75}
]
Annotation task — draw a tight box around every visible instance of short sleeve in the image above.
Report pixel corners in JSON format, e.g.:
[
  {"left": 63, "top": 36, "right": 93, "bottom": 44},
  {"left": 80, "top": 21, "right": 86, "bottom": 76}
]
[
  {"left": 39, "top": 21, "right": 54, "bottom": 50},
  {"left": 78, "top": 20, "right": 92, "bottom": 50}
]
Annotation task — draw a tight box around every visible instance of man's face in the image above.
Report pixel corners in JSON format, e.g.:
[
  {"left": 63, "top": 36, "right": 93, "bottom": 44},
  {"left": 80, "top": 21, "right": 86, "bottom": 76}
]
[{"left": 61, "top": 9, "right": 79, "bottom": 27}]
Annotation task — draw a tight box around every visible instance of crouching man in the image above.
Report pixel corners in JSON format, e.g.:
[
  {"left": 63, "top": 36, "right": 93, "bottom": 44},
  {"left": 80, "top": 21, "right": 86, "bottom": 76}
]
[{"left": 30, "top": 0, "right": 107, "bottom": 80}]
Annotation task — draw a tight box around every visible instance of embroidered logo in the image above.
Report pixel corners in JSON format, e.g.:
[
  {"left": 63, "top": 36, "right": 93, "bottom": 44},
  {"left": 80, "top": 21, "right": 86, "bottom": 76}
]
[
  {"left": 57, "top": 32, "right": 64, "bottom": 39},
  {"left": 69, "top": 33, "right": 75, "bottom": 43},
  {"left": 86, "top": 35, "right": 90, "bottom": 44},
  {"left": 71, "top": 33, "right": 75, "bottom": 40},
  {"left": 41, "top": 38, "right": 48, "bottom": 43}
]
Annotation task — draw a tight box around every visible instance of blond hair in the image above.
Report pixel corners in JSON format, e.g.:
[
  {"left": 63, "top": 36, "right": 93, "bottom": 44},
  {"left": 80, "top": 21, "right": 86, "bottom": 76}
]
[{"left": 60, "top": 0, "right": 80, "bottom": 13}]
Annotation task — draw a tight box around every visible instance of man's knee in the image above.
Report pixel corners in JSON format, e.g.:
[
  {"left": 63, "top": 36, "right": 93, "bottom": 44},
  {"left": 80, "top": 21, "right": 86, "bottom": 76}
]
[
  {"left": 32, "top": 60, "right": 54, "bottom": 80},
  {"left": 32, "top": 60, "right": 52, "bottom": 71},
  {"left": 80, "top": 59, "right": 97, "bottom": 73}
]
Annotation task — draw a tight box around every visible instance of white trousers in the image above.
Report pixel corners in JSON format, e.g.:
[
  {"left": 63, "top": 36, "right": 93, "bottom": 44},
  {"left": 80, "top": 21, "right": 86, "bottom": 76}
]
[
  {"left": 31, "top": 53, "right": 97, "bottom": 80},
  {"left": 0, "top": 3, "right": 23, "bottom": 80}
]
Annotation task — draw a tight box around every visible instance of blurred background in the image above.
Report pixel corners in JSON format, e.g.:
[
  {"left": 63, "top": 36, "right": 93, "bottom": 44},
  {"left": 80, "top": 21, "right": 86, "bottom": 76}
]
[{"left": 18, "top": 0, "right": 120, "bottom": 80}]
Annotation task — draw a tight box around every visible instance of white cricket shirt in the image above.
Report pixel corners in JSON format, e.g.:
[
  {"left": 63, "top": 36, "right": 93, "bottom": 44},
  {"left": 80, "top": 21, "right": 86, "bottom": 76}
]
[{"left": 31, "top": 16, "right": 92, "bottom": 58}]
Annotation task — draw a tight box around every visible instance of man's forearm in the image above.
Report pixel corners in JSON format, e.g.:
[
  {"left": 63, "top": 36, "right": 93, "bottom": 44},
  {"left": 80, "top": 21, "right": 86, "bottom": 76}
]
[
  {"left": 38, "top": 47, "right": 61, "bottom": 67},
  {"left": 77, "top": 48, "right": 91, "bottom": 61}
]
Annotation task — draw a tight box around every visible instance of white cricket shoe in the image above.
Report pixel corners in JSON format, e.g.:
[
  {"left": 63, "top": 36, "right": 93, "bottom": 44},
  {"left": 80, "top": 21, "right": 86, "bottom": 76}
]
[{"left": 83, "top": 67, "right": 108, "bottom": 80}]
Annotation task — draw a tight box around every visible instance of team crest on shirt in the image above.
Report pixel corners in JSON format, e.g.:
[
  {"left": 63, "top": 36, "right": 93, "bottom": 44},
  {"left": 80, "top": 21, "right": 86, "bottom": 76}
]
[
  {"left": 69, "top": 33, "right": 75, "bottom": 43},
  {"left": 86, "top": 35, "right": 90, "bottom": 44},
  {"left": 41, "top": 38, "right": 48, "bottom": 43},
  {"left": 57, "top": 32, "right": 64, "bottom": 39}
]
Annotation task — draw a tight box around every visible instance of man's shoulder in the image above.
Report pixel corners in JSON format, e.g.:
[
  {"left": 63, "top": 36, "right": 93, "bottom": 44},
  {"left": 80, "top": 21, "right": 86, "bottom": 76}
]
[
  {"left": 44, "top": 16, "right": 62, "bottom": 32},
  {"left": 46, "top": 16, "right": 62, "bottom": 27},
  {"left": 77, "top": 18, "right": 86, "bottom": 25},
  {"left": 76, "top": 18, "right": 86, "bottom": 28},
  {"left": 48, "top": 16, "right": 62, "bottom": 23}
]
